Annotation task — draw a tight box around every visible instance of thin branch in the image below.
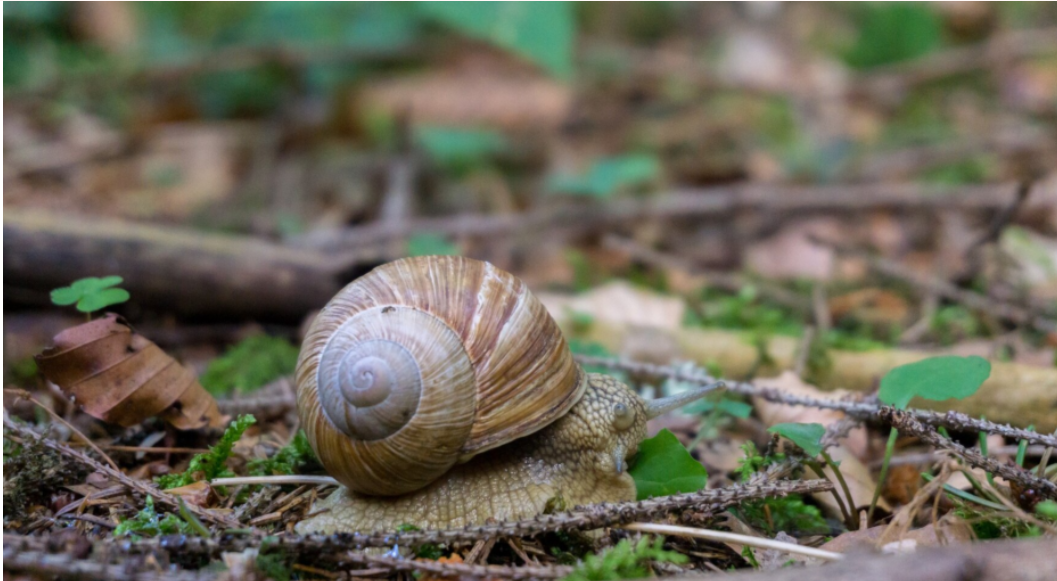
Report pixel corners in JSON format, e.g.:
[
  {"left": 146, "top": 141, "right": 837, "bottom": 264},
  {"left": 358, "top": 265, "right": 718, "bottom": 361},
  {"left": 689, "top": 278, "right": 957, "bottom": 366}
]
[
  {"left": 210, "top": 475, "right": 339, "bottom": 487},
  {"left": 3, "top": 549, "right": 211, "bottom": 581},
  {"left": 881, "top": 408, "right": 1057, "bottom": 500}
]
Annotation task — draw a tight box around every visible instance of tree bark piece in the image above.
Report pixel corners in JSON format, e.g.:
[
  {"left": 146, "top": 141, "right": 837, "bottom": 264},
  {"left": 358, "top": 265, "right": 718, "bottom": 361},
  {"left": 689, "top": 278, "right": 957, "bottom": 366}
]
[
  {"left": 4, "top": 209, "right": 343, "bottom": 321},
  {"left": 669, "top": 537, "right": 1057, "bottom": 581}
]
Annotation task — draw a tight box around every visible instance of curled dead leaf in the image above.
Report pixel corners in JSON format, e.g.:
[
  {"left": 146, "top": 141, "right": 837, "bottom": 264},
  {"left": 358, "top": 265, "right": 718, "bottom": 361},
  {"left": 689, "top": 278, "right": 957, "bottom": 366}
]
[{"left": 35, "top": 313, "right": 222, "bottom": 430}]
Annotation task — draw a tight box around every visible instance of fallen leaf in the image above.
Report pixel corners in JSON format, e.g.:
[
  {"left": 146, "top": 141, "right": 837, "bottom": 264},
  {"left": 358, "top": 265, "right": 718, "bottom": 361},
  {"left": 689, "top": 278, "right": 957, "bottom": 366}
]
[
  {"left": 538, "top": 281, "right": 687, "bottom": 331},
  {"left": 829, "top": 288, "right": 910, "bottom": 324},
  {"left": 35, "top": 313, "right": 222, "bottom": 429},
  {"left": 744, "top": 219, "right": 841, "bottom": 281},
  {"left": 819, "top": 514, "right": 972, "bottom": 554}
]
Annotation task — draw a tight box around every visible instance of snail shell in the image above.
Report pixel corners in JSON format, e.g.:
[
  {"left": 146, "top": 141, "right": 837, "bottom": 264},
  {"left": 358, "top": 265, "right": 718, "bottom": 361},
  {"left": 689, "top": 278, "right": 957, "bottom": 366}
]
[{"left": 296, "top": 256, "right": 585, "bottom": 496}]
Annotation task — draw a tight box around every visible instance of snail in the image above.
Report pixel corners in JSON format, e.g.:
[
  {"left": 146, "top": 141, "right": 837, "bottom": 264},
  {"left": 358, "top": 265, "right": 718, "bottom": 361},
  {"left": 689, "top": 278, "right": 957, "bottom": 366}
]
[{"left": 295, "top": 256, "right": 719, "bottom": 533}]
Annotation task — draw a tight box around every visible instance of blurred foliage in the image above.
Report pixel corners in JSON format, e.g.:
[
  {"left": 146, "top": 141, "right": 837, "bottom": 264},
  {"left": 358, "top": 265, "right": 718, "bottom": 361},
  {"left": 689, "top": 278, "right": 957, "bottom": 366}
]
[
  {"left": 406, "top": 233, "right": 461, "bottom": 257},
  {"left": 415, "top": 126, "right": 509, "bottom": 174},
  {"left": 199, "top": 335, "right": 300, "bottom": 396},
  {"left": 548, "top": 154, "right": 662, "bottom": 199},
  {"left": 420, "top": 2, "right": 573, "bottom": 78},
  {"left": 842, "top": 3, "right": 944, "bottom": 69}
]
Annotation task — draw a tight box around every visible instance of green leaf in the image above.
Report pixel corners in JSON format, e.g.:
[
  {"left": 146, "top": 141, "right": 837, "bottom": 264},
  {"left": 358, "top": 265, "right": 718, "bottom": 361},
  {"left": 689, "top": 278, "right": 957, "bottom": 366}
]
[
  {"left": 113, "top": 497, "right": 191, "bottom": 538},
  {"left": 1037, "top": 500, "right": 1057, "bottom": 520},
  {"left": 878, "top": 355, "right": 991, "bottom": 410},
  {"left": 563, "top": 537, "right": 686, "bottom": 581},
  {"left": 767, "top": 423, "right": 825, "bottom": 458},
  {"left": 50, "top": 276, "right": 130, "bottom": 313},
  {"left": 406, "top": 233, "right": 460, "bottom": 257},
  {"left": 548, "top": 154, "right": 661, "bottom": 198},
  {"left": 843, "top": 3, "right": 943, "bottom": 69},
  {"left": 415, "top": 125, "right": 508, "bottom": 172},
  {"left": 419, "top": 2, "right": 574, "bottom": 78},
  {"left": 248, "top": 430, "right": 318, "bottom": 476},
  {"left": 49, "top": 287, "right": 82, "bottom": 306},
  {"left": 76, "top": 288, "right": 131, "bottom": 313},
  {"left": 629, "top": 429, "right": 707, "bottom": 500}
]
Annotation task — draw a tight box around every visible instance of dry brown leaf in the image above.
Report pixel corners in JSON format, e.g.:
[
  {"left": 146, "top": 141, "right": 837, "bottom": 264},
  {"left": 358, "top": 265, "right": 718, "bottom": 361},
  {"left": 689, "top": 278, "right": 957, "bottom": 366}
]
[
  {"left": 744, "top": 218, "right": 841, "bottom": 281},
  {"left": 829, "top": 288, "right": 910, "bottom": 325},
  {"left": 818, "top": 514, "right": 973, "bottom": 554},
  {"left": 35, "top": 313, "right": 222, "bottom": 430},
  {"left": 359, "top": 66, "right": 571, "bottom": 130},
  {"left": 538, "top": 281, "right": 687, "bottom": 331}
]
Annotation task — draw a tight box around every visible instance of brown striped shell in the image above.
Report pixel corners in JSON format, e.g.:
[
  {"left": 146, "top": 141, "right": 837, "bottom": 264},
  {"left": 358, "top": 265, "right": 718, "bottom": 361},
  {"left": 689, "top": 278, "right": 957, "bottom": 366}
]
[{"left": 296, "top": 256, "right": 585, "bottom": 496}]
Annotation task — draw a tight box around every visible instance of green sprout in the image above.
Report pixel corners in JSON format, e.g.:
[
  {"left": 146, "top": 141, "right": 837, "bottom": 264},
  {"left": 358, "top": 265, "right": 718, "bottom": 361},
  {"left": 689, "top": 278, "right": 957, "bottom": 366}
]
[{"left": 50, "top": 276, "right": 130, "bottom": 316}]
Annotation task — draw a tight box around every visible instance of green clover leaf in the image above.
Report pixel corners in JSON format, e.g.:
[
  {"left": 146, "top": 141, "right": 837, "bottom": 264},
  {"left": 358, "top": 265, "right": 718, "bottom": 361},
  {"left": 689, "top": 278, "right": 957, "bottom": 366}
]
[{"left": 50, "top": 276, "right": 130, "bottom": 313}]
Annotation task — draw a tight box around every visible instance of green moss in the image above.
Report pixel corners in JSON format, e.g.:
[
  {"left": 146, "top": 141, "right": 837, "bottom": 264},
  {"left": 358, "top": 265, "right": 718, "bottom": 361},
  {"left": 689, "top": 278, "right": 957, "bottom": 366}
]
[
  {"left": 248, "top": 430, "right": 318, "bottom": 476},
  {"left": 563, "top": 537, "right": 687, "bottom": 581},
  {"left": 200, "top": 335, "right": 299, "bottom": 396},
  {"left": 114, "top": 497, "right": 192, "bottom": 538},
  {"left": 157, "top": 415, "right": 255, "bottom": 489}
]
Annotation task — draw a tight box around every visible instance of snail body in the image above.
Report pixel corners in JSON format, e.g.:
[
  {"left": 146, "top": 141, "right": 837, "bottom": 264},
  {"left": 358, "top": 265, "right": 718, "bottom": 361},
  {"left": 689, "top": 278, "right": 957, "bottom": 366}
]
[{"left": 295, "top": 256, "right": 718, "bottom": 532}]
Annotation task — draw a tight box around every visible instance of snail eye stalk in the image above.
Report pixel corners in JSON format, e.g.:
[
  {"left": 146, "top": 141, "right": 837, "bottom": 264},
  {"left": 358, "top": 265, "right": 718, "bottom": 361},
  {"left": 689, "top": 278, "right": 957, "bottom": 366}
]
[{"left": 612, "top": 403, "right": 635, "bottom": 430}]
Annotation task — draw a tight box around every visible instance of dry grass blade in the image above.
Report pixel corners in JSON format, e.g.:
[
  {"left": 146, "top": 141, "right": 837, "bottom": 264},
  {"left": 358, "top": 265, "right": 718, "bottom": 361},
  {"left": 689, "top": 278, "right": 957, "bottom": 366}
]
[{"left": 621, "top": 523, "right": 843, "bottom": 561}]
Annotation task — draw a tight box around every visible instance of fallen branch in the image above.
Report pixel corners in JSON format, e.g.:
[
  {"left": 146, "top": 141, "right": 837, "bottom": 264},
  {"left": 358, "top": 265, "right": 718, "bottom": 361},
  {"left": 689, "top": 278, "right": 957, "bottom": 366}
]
[
  {"left": 2, "top": 548, "right": 211, "bottom": 581},
  {"left": 3, "top": 209, "right": 343, "bottom": 321}
]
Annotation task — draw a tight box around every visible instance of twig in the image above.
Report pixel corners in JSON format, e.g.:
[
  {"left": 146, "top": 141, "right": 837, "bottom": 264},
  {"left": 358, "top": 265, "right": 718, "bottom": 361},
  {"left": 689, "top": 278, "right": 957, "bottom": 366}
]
[
  {"left": 814, "top": 235, "right": 1057, "bottom": 333},
  {"left": 4, "top": 387, "right": 120, "bottom": 471},
  {"left": 621, "top": 522, "right": 843, "bottom": 561},
  {"left": 2, "top": 417, "right": 238, "bottom": 529},
  {"left": 3, "top": 548, "right": 211, "bottom": 581},
  {"left": 602, "top": 234, "right": 811, "bottom": 312},
  {"left": 881, "top": 408, "right": 1057, "bottom": 500},
  {"left": 574, "top": 355, "right": 1057, "bottom": 449}
]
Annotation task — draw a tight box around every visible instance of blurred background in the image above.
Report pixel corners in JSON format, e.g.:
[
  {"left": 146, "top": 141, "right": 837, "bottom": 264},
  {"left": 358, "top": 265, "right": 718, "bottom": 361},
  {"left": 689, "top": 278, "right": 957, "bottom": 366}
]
[{"left": 5, "top": 2, "right": 1057, "bottom": 369}]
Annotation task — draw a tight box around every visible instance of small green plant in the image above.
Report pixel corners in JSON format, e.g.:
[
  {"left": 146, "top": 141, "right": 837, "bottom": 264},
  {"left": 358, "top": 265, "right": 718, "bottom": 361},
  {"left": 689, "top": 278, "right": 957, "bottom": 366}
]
[
  {"left": 563, "top": 536, "right": 686, "bottom": 581},
  {"left": 248, "top": 431, "right": 318, "bottom": 476},
  {"left": 629, "top": 429, "right": 708, "bottom": 500},
  {"left": 768, "top": 423, "right": 859, "bottom": 529},
  {"left": 731, "top": 442, "right": 828, "bottom": 536},
  {"left": 50, "top": 276, "right": 130, "bottom": 315},
  {"left": 869, "top": 355, "right": 992, "bottom": 522},
  {"left": 200, "top": 336, "right": 299, "bottom": 396},
  {"left": 113, "top": 497, "right": 192, "bottom": 538},
  {"left": 394, "top": 524, "right": 444, "bottom": 559},
  {"left": 256, "top": 537, "right": 292, "bottom": 581},
  {"left": 156, "top": 415, "right": 256, "bottom": 489}
]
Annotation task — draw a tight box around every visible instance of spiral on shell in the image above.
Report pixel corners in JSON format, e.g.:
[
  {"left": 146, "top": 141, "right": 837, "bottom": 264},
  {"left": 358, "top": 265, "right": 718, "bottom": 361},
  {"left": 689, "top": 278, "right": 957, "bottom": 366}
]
[{"left": 296, "top": 256, "right": 584, "bottom": 496}]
